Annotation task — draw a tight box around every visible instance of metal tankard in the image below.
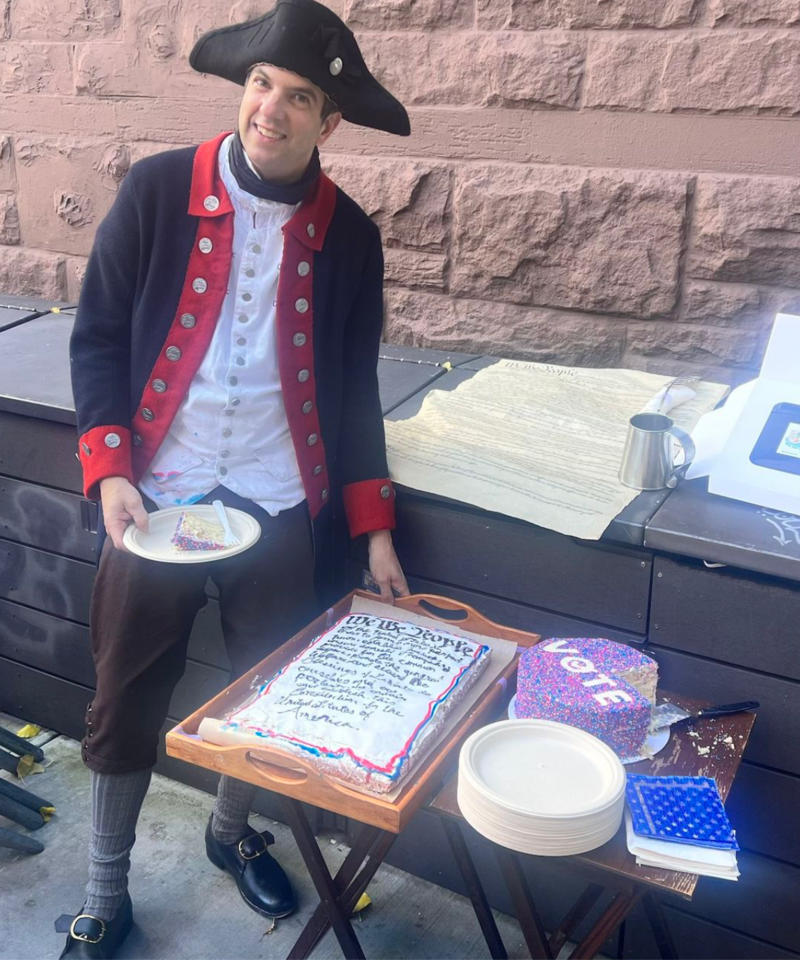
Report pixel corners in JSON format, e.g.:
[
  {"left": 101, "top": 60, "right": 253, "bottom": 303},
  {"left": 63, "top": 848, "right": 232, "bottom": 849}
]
[{"left": 618, "top": 412, "right": 696, "bottom": 490}]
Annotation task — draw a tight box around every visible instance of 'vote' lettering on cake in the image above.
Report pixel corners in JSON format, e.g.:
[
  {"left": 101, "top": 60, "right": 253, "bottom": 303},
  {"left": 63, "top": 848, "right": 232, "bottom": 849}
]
[
  {"left": 515, "top": 637, "right": 658, "bottom": 759},
  {"left": 542, "top": 639, "right": 634, "bottom": 707}
]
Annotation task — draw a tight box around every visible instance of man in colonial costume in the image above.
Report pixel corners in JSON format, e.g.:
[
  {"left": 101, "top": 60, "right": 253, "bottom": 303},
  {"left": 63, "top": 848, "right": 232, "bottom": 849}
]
[{"left": 61, "top": 2, "right": 409, "bottom": 954}]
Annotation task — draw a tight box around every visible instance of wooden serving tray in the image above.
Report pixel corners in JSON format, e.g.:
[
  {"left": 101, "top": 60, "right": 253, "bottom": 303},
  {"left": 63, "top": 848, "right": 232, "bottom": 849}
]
[{"left": 165, "top": 590, "right": 540, "bottom": 833}]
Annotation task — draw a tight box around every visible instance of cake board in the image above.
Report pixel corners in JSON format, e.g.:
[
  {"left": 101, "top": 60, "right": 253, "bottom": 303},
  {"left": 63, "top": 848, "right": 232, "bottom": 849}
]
[{"left": 165, "top": 589, "right": 541, "bottom": 959}]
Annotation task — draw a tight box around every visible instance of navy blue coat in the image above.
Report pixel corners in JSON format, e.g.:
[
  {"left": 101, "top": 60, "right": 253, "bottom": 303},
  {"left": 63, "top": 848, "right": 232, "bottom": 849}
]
[{"left": 70, "top": 133, "right": 396, "bottom": 597}]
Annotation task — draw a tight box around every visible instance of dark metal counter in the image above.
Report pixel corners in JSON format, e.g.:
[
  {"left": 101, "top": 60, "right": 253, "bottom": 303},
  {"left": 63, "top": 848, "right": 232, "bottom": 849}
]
[
  {"left": 646, "top": 476, "right": 800, "bottom": 584},
  {"left": 0, "top": 313, "right": 75, "bottom": 424}
]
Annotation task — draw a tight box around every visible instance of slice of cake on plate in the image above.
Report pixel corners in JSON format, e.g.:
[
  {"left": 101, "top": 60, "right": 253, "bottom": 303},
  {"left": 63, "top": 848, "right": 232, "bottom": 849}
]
[
  {"left": 213, "top": 613, "right": 491, "bottom": 795},
  {"left": 515, "top": 638, "right": 658, "bottom": 759},
  {"left": 171, "top": 511, "right": 227, "bottom": 551}
]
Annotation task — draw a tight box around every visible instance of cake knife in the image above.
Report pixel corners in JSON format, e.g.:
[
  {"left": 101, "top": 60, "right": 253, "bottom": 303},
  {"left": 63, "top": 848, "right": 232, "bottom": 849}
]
[{"left": 652, "top": 700, "right": 759, "bottom": 731}]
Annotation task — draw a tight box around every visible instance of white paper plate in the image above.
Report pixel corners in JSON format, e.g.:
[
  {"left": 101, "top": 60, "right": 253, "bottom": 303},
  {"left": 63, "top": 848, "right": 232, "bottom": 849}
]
[
  {"left": 459, "top": 719, "right": 625, "bottom": 819},
  {"left": 122, "top": 505, "right": 261, "bottom": 563},
  {"left": 457, "top": 778, "right": 623, "bottom": 834},
  {"left": 457, "top": 719, "right": 626, "bottom": 856},
  {"left": 457, "top": 785, "right": 622, "bottom": 856},
  {"left": 457, "top": 794, "right": 622, "bottom": 845},
  {"left": 507, "top": 695, "right": 669, "bottom": 765}
]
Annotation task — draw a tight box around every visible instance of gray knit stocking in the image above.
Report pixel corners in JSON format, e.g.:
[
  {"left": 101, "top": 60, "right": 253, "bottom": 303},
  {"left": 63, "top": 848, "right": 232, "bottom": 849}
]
[
  {"left": 211, "top": 775, "right": 257, "bottom": 844},
  {"left": 84, "top": 768, "right": 151, "bottom": 922}
]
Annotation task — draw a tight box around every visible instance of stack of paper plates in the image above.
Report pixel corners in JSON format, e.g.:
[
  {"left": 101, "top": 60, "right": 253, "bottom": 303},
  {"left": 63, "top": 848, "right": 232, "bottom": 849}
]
[{"left": 457, "top": 719, "right": 626, "bottom": 856}]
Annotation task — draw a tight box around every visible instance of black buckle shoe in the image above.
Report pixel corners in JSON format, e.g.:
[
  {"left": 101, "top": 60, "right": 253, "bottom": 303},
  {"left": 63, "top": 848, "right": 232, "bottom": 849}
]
[
  {"left": 205, "top": 817, "right": 296, "bottom": 918},
  {"left": 56, "top": 893, "right": 133, "bottom": 958}
]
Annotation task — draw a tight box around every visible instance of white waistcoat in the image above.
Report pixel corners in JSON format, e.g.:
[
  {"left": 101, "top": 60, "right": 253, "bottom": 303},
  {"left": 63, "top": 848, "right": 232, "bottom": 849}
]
[{"left": 139, "top": 135, "right": 305, "bottom": 516}]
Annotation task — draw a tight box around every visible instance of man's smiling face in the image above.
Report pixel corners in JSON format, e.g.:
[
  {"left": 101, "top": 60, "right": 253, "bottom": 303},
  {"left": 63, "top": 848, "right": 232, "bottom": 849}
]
[{"left": 237, "top": 63, "right": 340, "bottom": 183}]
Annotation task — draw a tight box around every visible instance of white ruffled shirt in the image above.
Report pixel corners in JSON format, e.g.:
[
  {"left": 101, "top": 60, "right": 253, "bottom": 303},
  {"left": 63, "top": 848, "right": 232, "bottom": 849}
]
[{"left": 139, "top": 135, "right": 305, "bottom": 516}]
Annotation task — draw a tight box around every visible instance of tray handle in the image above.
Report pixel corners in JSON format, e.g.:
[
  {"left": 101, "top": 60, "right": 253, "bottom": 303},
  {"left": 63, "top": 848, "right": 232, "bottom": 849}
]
[
  {"left": 245, "top": 750, "right": 310, "bottom": 785},
  {"left": 392, "top": 592, "right": 539, "bottom": 645},
  {"left": 243, "top": 746, "right": 396, "bottom": 806}
]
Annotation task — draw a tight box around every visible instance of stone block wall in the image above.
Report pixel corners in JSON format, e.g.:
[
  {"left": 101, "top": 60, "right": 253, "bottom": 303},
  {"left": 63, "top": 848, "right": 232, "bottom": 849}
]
[{"left": 1, "top": 0, "right": 799, "bottom": 382}]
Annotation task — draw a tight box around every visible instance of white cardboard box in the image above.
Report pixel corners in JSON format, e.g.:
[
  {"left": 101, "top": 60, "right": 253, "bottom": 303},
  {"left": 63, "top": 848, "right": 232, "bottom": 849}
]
[{"left": 708, "top": 312, "right": 800, "bottom": 515}]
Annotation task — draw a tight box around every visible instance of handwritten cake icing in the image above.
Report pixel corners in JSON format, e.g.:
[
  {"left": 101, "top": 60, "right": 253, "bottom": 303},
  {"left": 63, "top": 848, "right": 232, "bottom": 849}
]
[
  {"left": 171, "top": 512, "right": 227, "bottom": 551},
  {"left": 217, "top": 613, "right": 491, "bottom": 794},
  {"left": 516, "top": 638, "right": 658, "bottom": 759}
]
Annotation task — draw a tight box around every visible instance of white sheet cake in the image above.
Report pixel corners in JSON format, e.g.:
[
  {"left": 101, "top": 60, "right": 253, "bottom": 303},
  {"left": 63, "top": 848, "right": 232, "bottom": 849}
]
[{"left": 217, "top": 613, "right": 491, "bottom": 794}]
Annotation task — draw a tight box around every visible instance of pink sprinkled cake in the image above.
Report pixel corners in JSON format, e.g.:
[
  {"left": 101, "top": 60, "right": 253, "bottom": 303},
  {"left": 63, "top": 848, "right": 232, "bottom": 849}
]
[
  {"left": 516, "top": 638, "right": 658, "bottom": 759},
  {"left": 171, "top": 512, "right": 227, "bottom": 551}
]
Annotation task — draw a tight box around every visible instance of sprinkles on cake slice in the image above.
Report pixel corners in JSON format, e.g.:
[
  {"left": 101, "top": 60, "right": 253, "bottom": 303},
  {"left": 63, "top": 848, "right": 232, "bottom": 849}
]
[{"left": 171, "top": 511, "right": 227, "bottom": 551}]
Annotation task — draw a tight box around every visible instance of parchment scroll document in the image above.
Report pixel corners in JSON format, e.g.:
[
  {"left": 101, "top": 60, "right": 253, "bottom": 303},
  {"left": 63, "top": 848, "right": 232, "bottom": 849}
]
[{"left": 384, "top": 359, "right": 728, "bottom": 540}]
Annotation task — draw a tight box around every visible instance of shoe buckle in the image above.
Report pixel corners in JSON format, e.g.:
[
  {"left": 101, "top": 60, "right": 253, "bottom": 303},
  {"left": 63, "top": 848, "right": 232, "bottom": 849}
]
[
  {"left": 238, "top": 833, "right": 268, "bottom": 860},
  {"left": 69, "top": 914, "right": 106, "bottom": 944}
]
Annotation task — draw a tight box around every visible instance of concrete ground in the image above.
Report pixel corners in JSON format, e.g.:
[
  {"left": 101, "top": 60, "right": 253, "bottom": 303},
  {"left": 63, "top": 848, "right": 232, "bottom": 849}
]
[{"left": 0, "top": 714, "right": 532, "bottom": 960}]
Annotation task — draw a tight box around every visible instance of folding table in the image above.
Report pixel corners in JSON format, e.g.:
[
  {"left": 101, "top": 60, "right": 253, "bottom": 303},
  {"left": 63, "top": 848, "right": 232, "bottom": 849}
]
[
  {"left": 429, "top": 696, "right": 756, "bottom": 959},
  {"left": 166, "top": 590, "right": 541, "bottom": 959}
]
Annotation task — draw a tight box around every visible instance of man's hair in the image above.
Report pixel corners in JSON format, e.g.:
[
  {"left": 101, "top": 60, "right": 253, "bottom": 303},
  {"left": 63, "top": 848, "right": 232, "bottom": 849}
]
[
  {"left": 320, "top": 93, "right": 340, "bottom": 121},
  {"left": 245, "top": 63, "right": 340, "bottom": 120}
]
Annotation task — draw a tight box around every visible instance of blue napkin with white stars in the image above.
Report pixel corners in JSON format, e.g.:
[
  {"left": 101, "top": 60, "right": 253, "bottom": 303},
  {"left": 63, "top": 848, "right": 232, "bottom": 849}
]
[{"left": 625, "top": 774, "right": 739, "bottom": 851}]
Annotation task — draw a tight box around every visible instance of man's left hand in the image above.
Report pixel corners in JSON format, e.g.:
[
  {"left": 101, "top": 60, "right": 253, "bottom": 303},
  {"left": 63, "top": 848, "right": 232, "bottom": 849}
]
[{"left": 367, "top": 529, "right": 409, "bottom": 603}]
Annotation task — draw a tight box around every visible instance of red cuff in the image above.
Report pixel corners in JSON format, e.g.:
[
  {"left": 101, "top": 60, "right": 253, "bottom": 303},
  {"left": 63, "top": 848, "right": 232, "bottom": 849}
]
[
  {"left": 342, "top": 478, "right": 396, "bottom": 538},
  {"left": 78, "top": 425, "right": 134, "bottom": 499}
]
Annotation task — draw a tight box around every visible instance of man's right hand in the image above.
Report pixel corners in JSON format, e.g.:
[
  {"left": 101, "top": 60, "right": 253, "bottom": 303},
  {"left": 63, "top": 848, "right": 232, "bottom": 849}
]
[{"left": 99, "top": 476, "right": 149, "bottom": 550}]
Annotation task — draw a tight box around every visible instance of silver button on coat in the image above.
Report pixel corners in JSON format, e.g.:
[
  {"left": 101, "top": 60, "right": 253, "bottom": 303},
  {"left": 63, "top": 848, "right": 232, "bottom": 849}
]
[
  {"left": 192, "top": 277, "right": 207, "bottom": 294},
  {"left": 198, "top": 237, "right": 213, "bottom": 253},
  {"left": 166, "top": 346, "right": 181, "bottom": 361},
  {"left": 203, "top": 195, "right": 220, "bottom": 211},
  {"left": 104, "top": 432, "right": 121, "bottom": 448}
]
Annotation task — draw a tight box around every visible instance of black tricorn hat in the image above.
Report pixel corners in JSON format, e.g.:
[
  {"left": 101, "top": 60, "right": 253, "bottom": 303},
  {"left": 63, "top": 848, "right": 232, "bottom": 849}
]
[{"left": 190, "top": 0, "right": 410, "bottom": 136}]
